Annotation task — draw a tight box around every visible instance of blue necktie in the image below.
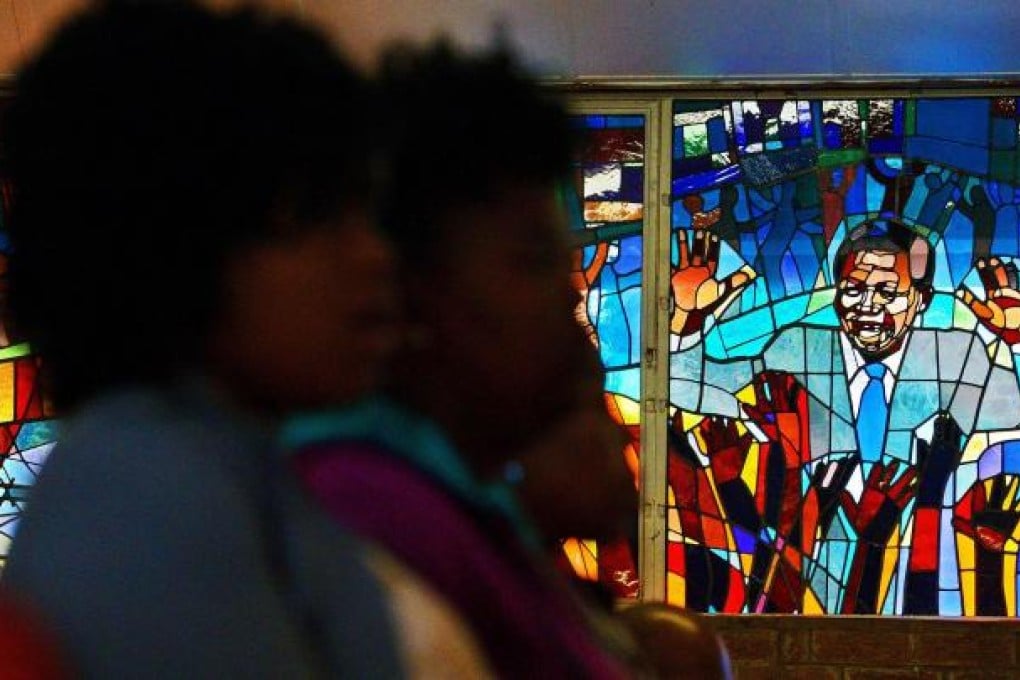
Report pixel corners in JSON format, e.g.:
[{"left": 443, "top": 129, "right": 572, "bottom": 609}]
[{"left": 856, "top": 362, "right": 888, "bottom": 463}]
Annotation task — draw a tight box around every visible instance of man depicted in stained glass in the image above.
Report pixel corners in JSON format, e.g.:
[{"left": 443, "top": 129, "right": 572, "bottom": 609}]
[{"left": 670, "top": 217, "right": 1020, "bottom": 614}]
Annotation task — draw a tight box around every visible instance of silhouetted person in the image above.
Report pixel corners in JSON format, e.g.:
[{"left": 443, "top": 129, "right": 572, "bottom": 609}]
[
  {"left": 0, "top": 2, "right": 463, "bottom": 675},
  {"left": 285, "top": 41, "right": 639, "bottom": 677}
]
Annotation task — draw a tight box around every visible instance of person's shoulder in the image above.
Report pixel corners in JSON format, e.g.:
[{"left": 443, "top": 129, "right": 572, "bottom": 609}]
[
  {"left": 5, "top": 385, "right": 270, "bottom": 584},
  {"left": 35, "top": 385, "right": 260, "bottom": 497}
]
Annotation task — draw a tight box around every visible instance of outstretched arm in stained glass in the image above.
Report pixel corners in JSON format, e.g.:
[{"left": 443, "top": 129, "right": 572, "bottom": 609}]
[
  {"left": 904, "top": 413, "right": 964, "bottom": 615},
  {"left": 570, "top": 242, "right": 610, "bottom": 345},
  {"left": 840, "top": 461, "right": 918, "bottom": 613},
  {"left": 666, "top": 420, "right": 747, "bottom": 612},
  {"left": 735, "top": 371, "right": 838, "bottom": 611},
  {"left": 695, "top": 415, "right": 758, "bottom": 532},
  {"left": 956, "top": 185, "right": 996, "bottom": 263},
  {"left": 670, "top": 226, "right": 754, "bottom": 339},
  {"left": 957, "top": 257, "right": 1020, "bottom": 346}
]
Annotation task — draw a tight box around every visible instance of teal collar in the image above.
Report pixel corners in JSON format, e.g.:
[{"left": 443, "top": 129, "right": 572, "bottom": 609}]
[{"left": 280, "top": 397, "right": 542, "bottom": 551}]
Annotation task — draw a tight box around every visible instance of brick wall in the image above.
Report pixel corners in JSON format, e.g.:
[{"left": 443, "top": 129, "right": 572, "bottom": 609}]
[{"left": 710, "top": 615, "right": 1020, "bottom": 679}]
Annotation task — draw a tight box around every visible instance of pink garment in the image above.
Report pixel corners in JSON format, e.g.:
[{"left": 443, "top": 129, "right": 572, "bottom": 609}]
[{"left": 295, "top": 443, "right": 631, "bottom": 679}]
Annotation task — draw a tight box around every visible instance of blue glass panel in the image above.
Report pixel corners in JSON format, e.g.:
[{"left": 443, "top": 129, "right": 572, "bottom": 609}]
[
  {"left": 978, "top": 443, "right": 1002, "bottom": 479},
  {"left": 939, "top": 591, "right": 962, "bottom": 616},
  {"left": 708, "top": 117, "right": 728, "bottom": 153},
  {"left": 710, "top": 305, "right": 775, "bottom": 348},
  {"left": 953, "top": 464, "right": 977, "bottom": 507},
  {"left": 905, "top": 137, "right": 989, "bottom": 177},
  {"left": 923, "top": 294, "right": 956, "bottom": 329},
  {"left": 671, "top": 165, "right": 742, "bottom": 195},
  {"left": 621, "top": 286, "right": 642, "bottom": 365},
  {"left": 991, "top": 205, "right": 1020, "bottom": 256},
  {"left": 1002, "top": 440, "right": 1020, "bottom": 474},
  {"left": 617, "top": 166, "right": 644, "bottom": 203},
  {"left": 868, "top": 137, "right": 902, "bottom": 154},
  {"left": 893, "top": 100, "right": 905, "bottom": 136},
  {"left": 992, "top": 118, "right": 1016, "bottom": 149},
  {"left": 597, "top": 294, "right": 629, "bottom": 366},
  {"left": 865, "top": 171, "right": 884, "bottom": 213},
  {"left": 14, "top": 421, "right": 58, "bottom": 451},
  {"left": 931, "top": 243, "right": 955, "bottom": 293},
  {"left": 605, "top": 367, "right": 639, "bottom": 402},
  {"left": 614, "top": 236, "right": 643, "bottom": 275},
  {"left": 916, "top": 98, "right": 990, "bottom": 148},
  {"left": 605, "top": 115, "right": 644, "bottom": 128},
  {"left": 942, "top": 211, "right": 976, "bottom": 286},
  {"left": 715, "top": 240, "right": 747, "bottom": 280}
]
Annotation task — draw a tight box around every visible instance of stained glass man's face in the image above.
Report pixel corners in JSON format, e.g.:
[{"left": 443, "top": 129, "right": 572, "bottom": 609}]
[{"left": 834, "top": 248, "right": 925, "bottom": 359}]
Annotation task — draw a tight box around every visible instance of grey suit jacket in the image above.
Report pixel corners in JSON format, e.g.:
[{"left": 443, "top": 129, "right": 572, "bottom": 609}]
[{"left": 2, "top": 381, "right": 403, "bottom": 679}]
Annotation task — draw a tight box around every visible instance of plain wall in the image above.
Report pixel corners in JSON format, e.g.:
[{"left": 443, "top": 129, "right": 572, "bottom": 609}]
[
  {"left": 3, "top": 1, "right": 1020, "bottom": 78},
  {"left": 306, "top": 0, "right": 1020, "bottom": 77}
]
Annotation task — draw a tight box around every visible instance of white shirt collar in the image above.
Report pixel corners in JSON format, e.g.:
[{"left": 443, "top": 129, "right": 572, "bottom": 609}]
[
  {"left": 839, "top": 330, "right": 907, "bottom": 382},
  {"left": 840, "top": 330, "right": 910, "bottom": 416}
]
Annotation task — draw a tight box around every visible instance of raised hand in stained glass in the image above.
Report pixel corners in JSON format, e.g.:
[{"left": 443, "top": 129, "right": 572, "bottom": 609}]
[
  {"left": 957, "top": 257, "right": 1020, "bottom": 346},
  {"left": 953, "top": 475, "right": 1020, "bottom": 554},
  {"left": 952, "top": 474, "right": 1020, "bottom": 615},
  {"left": 670, "top": 222, "right": 754, "bottom": 339},
  {"left": 842, "top": 461, "right": 917, "bottom": 545},
  {"left": 840, "top": 460, "right": 918, "bottom": 613}
]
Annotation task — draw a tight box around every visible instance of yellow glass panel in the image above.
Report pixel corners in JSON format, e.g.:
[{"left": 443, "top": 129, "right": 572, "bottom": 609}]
[
  {"left": 877, "top": 527, "right": 901, "bottom": 613},
  {"left": 667, "top": 508, "right": 681, "bottom": 536},
  {"left": 740, "top": 441, "right": 760, "bottom": 496},
  {"left": 1005, "top": 553, "right": 1017, "bottom": 617},
  {"left": 739, "top": 552, "right": 753, "bottom": 576},
  {"left": 666, "top": 570, "right": 686, "bottom": 607},
  {"left": 961, "top": 433, "right": 990, "bottom": 463},
  {"left": 957, "top": 535, "right": 976, "bottom": 616},
  {"left": 0, "top": 361, "right": 15, "bottom": 424},
  {"left": 803, "top": 585, "right": 824, "bottom": 614},
  {"left": 678, "top": 411, "right": 702, "bottom": 433},
  {"left": 735, "top": 383, "right": 757, "bottom": 405},
  {"left": 961, "top": 570, "right": 976, "bottom": 617},
  {"left": 561, "top": 538, "right": 598, "bottom": 581},
  {"left": 957, "top": 532, "right": 975, "bottom": 569},
  {"left": 609, "top": 393, "right": 641, "bottom": 426}
]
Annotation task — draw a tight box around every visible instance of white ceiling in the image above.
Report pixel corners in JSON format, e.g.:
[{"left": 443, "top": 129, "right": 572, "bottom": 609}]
[{"left": 305, "top": 0, "right": 1020, "bottom": 79}]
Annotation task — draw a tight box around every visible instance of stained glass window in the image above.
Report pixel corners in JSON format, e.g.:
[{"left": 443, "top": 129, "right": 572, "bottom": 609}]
[
  {"left": 561, "top": 113, "right": 645, "bottom": 598},
  {"left": 664, "top": 94, "right": 1020, "bottom": 616},
  {"left": 0, "top": 178, "right": 56, "bottom": 569}
]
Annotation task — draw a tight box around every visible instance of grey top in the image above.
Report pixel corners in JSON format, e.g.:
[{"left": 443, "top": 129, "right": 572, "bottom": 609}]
[{"left": 2, "top": 381, "right": 403, "bottom": 679}]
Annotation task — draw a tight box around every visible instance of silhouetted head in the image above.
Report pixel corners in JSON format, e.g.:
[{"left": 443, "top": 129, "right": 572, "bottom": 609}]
[
  {"left": 832, "top": 218, "right": 934, "bottom": 360},
  {"left": 6, "top": 1, "right": 395, "bottom": 411},
  {"left": 378, "top": 40, "right": 587, "bottom": 469}
]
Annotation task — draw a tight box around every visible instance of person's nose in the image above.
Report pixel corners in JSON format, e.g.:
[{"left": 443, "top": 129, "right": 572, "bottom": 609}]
[{"left": 859, "top": 288, "right": 879, "bottom": 313}]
